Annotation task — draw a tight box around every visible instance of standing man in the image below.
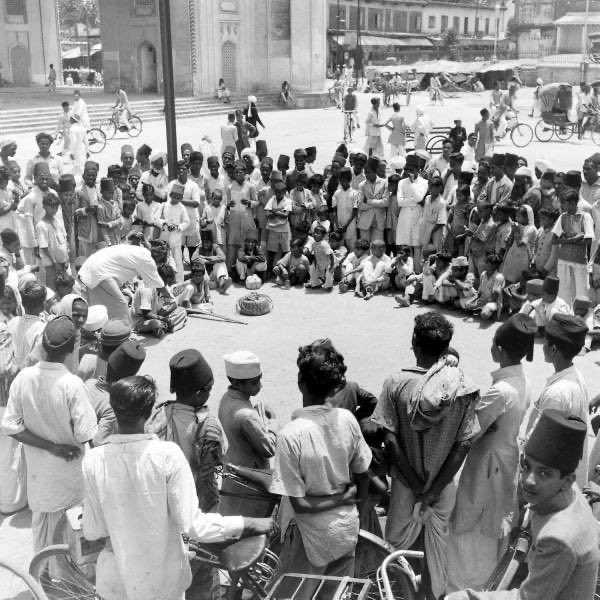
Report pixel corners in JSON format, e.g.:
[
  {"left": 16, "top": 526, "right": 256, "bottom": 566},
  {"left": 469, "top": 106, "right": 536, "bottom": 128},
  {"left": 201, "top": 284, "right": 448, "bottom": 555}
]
[
  {"left": 483, "top": 154, "right": 513, "bottom": 205},
  {"left": 69, "top": 114, "right": 88, "bottom": 180},
  {"left": 72, "top": 90, "right": 90, "bottom": 130},
  {"left": 474, "top": 108, "right": 494, "bottom": 162},
  {"left": 447, "top": 410, "right": 600, "bottom": 600},
  {"left": 2, "top": 316, "right": 97, "bottom": 551},
  {"left": 218, "top": 351, "right": 278, "bottom": 518},
  {"left": 120, "top": 144, "right": 135, "bottom": 179},
  {"left": 447, "top": 314, "right": 537, "bottom": 592},
  {"left": 357, "top": 156, "right": 388, "bottom": 243},
  {"left": 55, "top": 102, "right": 71, "bottom": 155},
  {"left": 220, "top": 113, "right": 239, "bottom": 157},
  {"left": 78, "top": 242, "right": 171, "bottom": 322},
  {"left": 521, "top": 314, "right": 591, "bottom": 487},
  {"left": 372, "top": 312, "right": 480, "bottom": 600},
  {"left": 47, "top": 64, "right": 56, "bottom": 93},
  {"left": 364, "top": 97, "right": 384, "bottom": 158}
]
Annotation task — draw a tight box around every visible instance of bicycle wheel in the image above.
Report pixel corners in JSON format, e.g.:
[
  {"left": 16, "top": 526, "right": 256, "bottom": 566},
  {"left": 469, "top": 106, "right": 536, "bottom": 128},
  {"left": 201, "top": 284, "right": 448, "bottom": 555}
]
[
  {"left": 100, "top": 119, "right": 116, "bottom": 140},
  {"left": 426, "top": 135, "right": 445, "bottom": 155},
  {"left": 534, "top": 120, "right": 554, "bottom": 142},
  {"left": 29, "top": 544, "right": 96, "bottom": 600},
  {"left": 510, "top": 123, "right": 533, "bottom": 148},
  {"left": 354, "top": 531, "right": 416, "bottom": 600},
  {"left": 87, "top": 128, "right": 106, "bottom": 154},
  {"left": 554, "top": 124, "right": 574, "bottom": 141},
  {"left": 127, "top": 116, "right": 143, "bottom": 138},
  {"left": 592, "top": 126, "right": 600, "bottom": 146},
  {"left": 0, "top": 558, "right": 47, "bottom": 599}
]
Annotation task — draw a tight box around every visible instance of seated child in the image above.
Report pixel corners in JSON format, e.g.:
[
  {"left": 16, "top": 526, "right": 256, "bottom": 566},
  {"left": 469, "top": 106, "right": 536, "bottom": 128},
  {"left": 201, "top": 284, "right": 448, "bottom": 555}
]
[
  {"left": 131, "top": 264, "right": 185, "bottom": 338},
  {"left": 339, "top": 239, "right": 370, "bottom": 294},
  {"left": 329, "top": 231, "right": 348, "bottom": 282},
  {"left": 503, "top": 271, "right": 532, "bottom": 314},
  {"left": 572, "top": 296, "right": 597, "bottom": 353},
  {"left": 390, "top": 245, "right": 415, "bottom": 307},
  {"left": 306, "top": 225, "right": 335, "bottom": 290},
  {"left": 422, "top": 251, "right": 452, "bottom": 303},
  {"left": 519, "top": 275, "right": 571, "bottom": 332},
  {"left": 464, "top": 251, "right": 505, "bottom": 320},
  {"left": 295, "top": 221, "right": 315, "bottom": 256},
  {"left": 310, "top": 206, "right": 331, "bottom": 240},
  {"left": 171, "top": 261, "right": 211, "bottom": 308},
  {"left": 357, "top": 239, "right": 392, "bottom": 301},
  {"left": 235, "top": 236, "right": 267, "bottom": 282},
  {"left": 273, "top": 238, "right": 310, "bottom": 289},
  {"left": 201, "top": 189, "right": 228, "bottom": 252},
  {"left": 191, "top": 231, "right": 232, "bottom": 294},
  {"left": 437, "top": 255, "right": 476, "bottom": 309}
]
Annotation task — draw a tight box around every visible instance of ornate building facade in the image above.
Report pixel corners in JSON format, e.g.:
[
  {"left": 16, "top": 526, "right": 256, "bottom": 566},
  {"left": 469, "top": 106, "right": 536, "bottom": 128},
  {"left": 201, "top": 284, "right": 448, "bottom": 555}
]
[{"left": 98, "top": 0, "right": 326, "bottom": 96}]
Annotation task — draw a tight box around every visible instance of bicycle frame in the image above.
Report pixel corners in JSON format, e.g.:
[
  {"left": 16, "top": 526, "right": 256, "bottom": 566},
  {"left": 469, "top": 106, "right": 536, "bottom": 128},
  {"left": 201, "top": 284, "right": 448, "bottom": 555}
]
[{"left": 378, "top": 549, "right": 424, "bottom": 600}]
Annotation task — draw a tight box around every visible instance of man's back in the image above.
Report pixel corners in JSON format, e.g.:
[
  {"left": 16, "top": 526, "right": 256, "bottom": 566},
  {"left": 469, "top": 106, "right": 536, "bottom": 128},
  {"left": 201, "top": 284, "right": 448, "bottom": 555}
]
[
  {"left": 82, "top": 435, "right": 199, "bottom": 600},
  {"left": 343, "top": 93, "right": 357, "bottom": 112}
]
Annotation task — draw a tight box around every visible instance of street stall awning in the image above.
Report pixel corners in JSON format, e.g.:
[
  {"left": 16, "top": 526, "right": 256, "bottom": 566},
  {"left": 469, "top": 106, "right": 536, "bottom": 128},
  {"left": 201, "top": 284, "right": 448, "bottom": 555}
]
[
  {"left": 62, "top": 47, "right": 81, "bottom": 60},
  {"left": 554, "top": 12, "right": 600, "bottom": 26},
  {"left": 329, "top": 33, "right": 432, "bottom": 47}
]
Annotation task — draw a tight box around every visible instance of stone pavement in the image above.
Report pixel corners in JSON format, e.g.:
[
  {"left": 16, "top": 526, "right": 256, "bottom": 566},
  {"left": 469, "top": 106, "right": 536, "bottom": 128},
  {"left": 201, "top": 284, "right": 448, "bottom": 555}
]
[{"left": 2, "top": 88, "right": 600, "bottom": 575}]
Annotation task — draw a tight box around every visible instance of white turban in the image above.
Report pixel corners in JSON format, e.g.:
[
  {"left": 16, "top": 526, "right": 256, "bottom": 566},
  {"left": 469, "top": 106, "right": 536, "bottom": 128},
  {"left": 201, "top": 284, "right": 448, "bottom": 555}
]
[
  {"left": 534, "top": 159, "right": 553, "bottom": 174},
  {"left": 515, "top": 166, "right": 533, "bottom": 179},
  {"left": 389, "top": 156, "right": 406, "bottom": 171}
]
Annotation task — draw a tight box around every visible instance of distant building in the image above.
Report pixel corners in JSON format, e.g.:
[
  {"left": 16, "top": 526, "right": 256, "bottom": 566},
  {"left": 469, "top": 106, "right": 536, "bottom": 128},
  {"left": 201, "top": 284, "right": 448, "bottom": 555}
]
[
  {"left": 515, "top": 0, "right": 600, "bottom": 58},
  {"left": 554, "top": 12, "right": 600, "bottom": 54},
  {"left": 327, "top": 0, "right": 514, "bottom": 66},
  {"left": 98, "top": 0, "right": 326, "bottom": 97},
  {"left": 0, "top": 0, "right": 61, "bottom": 86}
]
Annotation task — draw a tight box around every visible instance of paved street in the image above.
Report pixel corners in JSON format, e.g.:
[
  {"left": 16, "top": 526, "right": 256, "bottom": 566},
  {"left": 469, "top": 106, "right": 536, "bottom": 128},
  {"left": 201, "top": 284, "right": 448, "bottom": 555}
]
[{"left": 2, "top": 88, "right": 600, "bottom": 574}]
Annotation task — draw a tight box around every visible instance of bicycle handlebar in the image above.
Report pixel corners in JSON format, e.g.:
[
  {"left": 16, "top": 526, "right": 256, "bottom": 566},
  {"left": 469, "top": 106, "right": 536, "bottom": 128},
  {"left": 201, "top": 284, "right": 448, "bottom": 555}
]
[{"left": 380, "top": 549, "right": 424, "bottom": 600}]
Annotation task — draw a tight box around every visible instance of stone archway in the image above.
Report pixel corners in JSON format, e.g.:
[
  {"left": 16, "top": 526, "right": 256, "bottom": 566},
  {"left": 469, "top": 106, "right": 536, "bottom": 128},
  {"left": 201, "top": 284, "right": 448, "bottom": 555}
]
[
  {"left": 10, "top": 45, "right": 30, "bottom": 86},
  {"left": 138, "top": 41, "right": 157, "bottom": 93},
  {"left": 221, "top": 41, "right": 237, "bottom": 92}
]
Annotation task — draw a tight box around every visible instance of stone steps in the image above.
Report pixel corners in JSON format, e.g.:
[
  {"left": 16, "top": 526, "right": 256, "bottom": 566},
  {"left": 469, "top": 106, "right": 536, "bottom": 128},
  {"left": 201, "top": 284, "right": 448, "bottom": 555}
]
[{"left": 0, "top": 94, "right": 283, "bottom": 135}]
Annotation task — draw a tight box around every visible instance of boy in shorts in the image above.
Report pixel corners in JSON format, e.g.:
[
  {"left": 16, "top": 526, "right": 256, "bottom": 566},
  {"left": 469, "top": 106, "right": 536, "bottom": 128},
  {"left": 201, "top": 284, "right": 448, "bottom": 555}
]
[{"left": 265, "top": 180, "right": 292, "bottom": 275}]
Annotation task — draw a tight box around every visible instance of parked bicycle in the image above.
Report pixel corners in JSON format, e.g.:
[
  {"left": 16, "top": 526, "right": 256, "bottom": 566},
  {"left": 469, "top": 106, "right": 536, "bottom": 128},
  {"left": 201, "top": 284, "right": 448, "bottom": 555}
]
[
  {"left": 53, "top": 128, "right": 107, "bottom": 155},
  {"left": 0, "top": 557, "right": 47, "bottom": 600}
]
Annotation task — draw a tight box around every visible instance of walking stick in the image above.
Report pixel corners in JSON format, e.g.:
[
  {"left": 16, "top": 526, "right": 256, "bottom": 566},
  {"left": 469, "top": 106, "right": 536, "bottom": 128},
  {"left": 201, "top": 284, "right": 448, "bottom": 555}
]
[{"left": 185, "top": 307, "right": 247, "bottom": 325}]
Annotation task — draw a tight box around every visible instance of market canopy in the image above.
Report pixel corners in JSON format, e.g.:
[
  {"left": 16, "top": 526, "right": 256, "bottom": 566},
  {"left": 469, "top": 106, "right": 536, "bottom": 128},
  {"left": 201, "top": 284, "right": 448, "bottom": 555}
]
[
  {"left": 62, "top": 47, "right": 81, "bottom": 60},
  {"left": 330, "top": 33, "right": 432, "bottom": 47}
]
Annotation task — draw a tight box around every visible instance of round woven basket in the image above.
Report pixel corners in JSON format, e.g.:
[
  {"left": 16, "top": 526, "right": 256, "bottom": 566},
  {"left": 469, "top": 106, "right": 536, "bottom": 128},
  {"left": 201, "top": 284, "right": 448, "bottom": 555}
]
[{"left": 236, "top": 293, "right": 273, "bottom": 316}]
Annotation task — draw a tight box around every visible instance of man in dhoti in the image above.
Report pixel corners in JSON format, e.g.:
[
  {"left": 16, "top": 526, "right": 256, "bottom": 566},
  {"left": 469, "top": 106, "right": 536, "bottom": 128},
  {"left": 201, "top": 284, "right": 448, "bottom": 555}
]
[{"left": 372, "top": 312, "right": 480, "bottom": 600}]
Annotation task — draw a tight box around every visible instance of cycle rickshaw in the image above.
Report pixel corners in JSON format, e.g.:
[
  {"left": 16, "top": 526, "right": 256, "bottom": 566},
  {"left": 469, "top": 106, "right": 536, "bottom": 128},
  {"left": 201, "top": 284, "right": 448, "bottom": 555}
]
[{"left": 534, "top": 82, "right": 579, "bottom": 142}]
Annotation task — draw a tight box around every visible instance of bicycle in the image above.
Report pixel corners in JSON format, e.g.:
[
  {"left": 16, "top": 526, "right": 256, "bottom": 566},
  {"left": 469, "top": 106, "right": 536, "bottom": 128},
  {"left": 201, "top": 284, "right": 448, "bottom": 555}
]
[
  {"left": 100, "top": 110, "right": 143, "bottom": 140},
  {"left": 494, "top": 111, "right": 534, "bottom": 148},
  {"left": 343, "top": 111, "right": 357, "bottom": 143},
  {"left": 0, "top": 556, "right": 48, "bottom": 599},
  {"left": 53, "top": 128, "right": 107, "bottom": 155}
]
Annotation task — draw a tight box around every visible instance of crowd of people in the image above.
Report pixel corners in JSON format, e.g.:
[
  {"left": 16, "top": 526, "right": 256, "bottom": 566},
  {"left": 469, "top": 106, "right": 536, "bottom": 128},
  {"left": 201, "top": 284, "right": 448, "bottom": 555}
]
[{"left": 0, "top": 88, "right": 600, "bottom": 600}]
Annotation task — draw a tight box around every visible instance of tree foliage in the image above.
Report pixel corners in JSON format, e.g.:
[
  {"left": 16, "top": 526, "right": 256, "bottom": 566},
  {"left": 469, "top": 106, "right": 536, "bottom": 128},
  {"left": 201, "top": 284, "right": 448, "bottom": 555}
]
[{"left": 58, "top": 0, "right": 99, "bottom": 31}]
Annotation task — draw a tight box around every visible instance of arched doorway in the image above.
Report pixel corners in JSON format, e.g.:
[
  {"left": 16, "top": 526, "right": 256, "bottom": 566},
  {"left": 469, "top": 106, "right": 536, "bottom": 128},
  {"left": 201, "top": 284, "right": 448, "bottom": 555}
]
[
  {"left": 138, "top": 42, "right": 157, "bottom": 93},
  {"left": 221, "top": 42, "right": 237, "bottom": 92},
  {"left": 10, "top": 45, "right": 29, "bottom": 86}
]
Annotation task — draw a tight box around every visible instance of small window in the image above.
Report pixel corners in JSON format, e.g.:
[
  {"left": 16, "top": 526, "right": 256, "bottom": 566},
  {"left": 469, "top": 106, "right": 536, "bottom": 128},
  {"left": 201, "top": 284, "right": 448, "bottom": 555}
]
[
  {"left": 428, "top": 16, "right": 436, "bottom": 29},
  {"left": 6, "top": 0, "right": 26, "bottom": 24},
  {"left": 133, "top": 0, "right": 155, "bottom": 17},
  {"left": 441, "top": 15, "right": 448, "bottom": 32},
  {"left": 453, "top": 16, "right": 460, "bottom": 32},
  {"left": 464, "top": 17, "right": 469, "bottom": 35},
  {"left": 485, "top": 17, "right": 490, "bottom": 34}
]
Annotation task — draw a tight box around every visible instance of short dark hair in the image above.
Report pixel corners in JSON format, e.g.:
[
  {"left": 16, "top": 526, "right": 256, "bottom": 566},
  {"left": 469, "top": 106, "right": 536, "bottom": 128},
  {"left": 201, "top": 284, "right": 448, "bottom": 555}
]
[
  {"left": 539, "top": 207, "right": 560, "bottom": 223},
  {"left": 291, "top": 238, "right": 304, "bottom": 248},
  {"left": 158, "top": 263, "right": 176, "bottom": 282},
  {"left": 356, "top": 239, "right": 371, "bottom": 250},
  {"left": 313, "top": 225, "right": 326, "bottom": 235},
  {"left": 297, "top": 340, "right": 346, "bottom": 399},
  {"left": 296, "top": 222, "right": 311, "bottom": 235},
  {"left": 54, "top": 273, "right": 75, "bottom": 291},
  {"left": 191, "top": 260, "right": 206, "bottom": 272},
  {"left": 429, "top": 175, "right": 444, "bottom": 188},
  {"left": 456, "top": 184, "right": 471, "bottom": 201},
  {"left": 20, "top": 282, "right": 46, "bottom": 312},
  {"left": 110, "top": 376, "right": 157, "bottom": 420},
  {"left": 392, "top": 102, "right": 400, "bottom": 111},
  {"left": 329, "top": 231, "right": 343, "bottom": 242},
  {"left": 61, "top": 101, "right": 69, "bottom": 109},
  {"left": 42, "top": 193, "right": 59, "bottom": 206},
  {"left": 484, "top": 251, "right": 503, "bottom": 267},
  {"left": 413, "top": 312, "right": 453, "bottom": 357},
  {"left": 0, "top": 228, "right": 19, "bottom": 246},
  {"left": 560, "top": 189, "right": 579, "bottom": 205}
]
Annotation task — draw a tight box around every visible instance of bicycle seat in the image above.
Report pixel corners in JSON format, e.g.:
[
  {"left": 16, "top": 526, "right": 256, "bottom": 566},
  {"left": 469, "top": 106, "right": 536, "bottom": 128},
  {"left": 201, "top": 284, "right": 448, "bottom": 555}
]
[
  {"left": 226, "top": 464, "right": 273, "bottom": 493},
  {"left": 220, "top": 535, "right": 267, "bottom": 573}
]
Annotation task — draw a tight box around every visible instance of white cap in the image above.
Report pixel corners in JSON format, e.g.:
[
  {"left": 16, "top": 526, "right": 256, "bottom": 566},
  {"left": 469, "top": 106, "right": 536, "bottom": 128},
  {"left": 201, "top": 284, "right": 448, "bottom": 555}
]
[
  {"left": 389, "top": 156, "right": 406, "bottom": 171},
  {"left": 224, "top": 350, "right": 262, "bottom": 379},
  {"left": 515, "top": 166, "right": 533, "bottom": 179},
  {"left": 534, "top": 159, "right": 553, "bottom": 174},
  {"left": 248, "top": 95, "right": 257, "bottom": 103},
  {"left": 84, "top": 305, "right": 109, "bottom": 332}
]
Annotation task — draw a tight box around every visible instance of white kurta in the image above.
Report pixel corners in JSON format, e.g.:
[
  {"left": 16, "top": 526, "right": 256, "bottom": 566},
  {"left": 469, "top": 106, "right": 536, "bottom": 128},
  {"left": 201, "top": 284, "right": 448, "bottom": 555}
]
[
  {"left": 396, "top": 176, "right": 427, "bottom": 246},
  {"left": 447, "top": 364, "right": 531, "bottom": 592},
  {"left": 69, "top": 122, "right": 89, "bottom": 179}
]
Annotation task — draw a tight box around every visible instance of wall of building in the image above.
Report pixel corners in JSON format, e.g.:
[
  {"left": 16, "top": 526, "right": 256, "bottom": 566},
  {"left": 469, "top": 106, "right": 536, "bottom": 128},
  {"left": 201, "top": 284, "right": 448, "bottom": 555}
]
[
  {"left": 421, "top": 3, "right": 502, "bottom": 37},
  {"left": 517, "top": 28, "right": 557, "bottom": 58},
  {"left": 556, "top": 23, "right": 600, "bottom": 53},
  {"left": 0, "top": 0, "right": 60, "bottom": 86},
  {"left": 100, "top": 0, "right": 326, "bottom": 97}
]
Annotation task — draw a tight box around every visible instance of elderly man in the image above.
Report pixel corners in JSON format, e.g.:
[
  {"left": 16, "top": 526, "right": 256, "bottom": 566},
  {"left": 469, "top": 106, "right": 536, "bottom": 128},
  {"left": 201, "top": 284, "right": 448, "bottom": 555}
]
[
  {"left": 120, "top": 144, "right": 135, "bottom": 178},
  {"left": 372, "top": 312, "right": 480, "bottom": 600},
  {"left": 447, "top": 411, "right": 599, "bottom": 600},
  {"left": 78, "top": 241, "right": 170, "bottom": 322},
  {"left": 483, "top": 154, "right": 513, "bottom": 205}
]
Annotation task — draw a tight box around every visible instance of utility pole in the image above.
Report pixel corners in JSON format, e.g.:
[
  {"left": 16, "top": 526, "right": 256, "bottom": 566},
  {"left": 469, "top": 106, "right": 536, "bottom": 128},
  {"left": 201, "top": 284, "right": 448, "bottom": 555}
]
[
  {"left": 158, "top": 0, "right": 177, "bottom": 179},
  {"left": 356, "top": 0, "right": 363, "bottom": 80}
]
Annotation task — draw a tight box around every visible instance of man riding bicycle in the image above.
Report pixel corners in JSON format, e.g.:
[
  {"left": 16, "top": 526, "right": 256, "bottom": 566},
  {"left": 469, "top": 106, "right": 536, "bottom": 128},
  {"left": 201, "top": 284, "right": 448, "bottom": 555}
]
[
  {"left": 343, "top": 87, "right": 360, "bottom": 133},
  {"left": 113, "top": 85, "right": 131, "bottom": 129}
]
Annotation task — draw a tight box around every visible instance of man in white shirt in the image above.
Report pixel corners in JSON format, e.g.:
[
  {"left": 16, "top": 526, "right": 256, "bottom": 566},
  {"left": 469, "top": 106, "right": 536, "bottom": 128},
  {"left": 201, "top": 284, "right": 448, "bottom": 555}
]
[
  {"left": 2, "top": 316, "right": 97, "bottom": 551},
  {"left": 78, "top": 242, "right": 170, "bottom": 322},
  {"left": 136, "top": 153, "right": 169, "bottom": 202},
  {"left": 83, "top": 375, "right": 274, "bottom": 600},
  {"left": 220, "top": 113, "right": 239, "bottom": 156},
  {"left": 157, "top": 183, "right": 190, "bottom": 282},
  {"left": 72, "top": 90, "right": 90, "bottom": 130}
]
